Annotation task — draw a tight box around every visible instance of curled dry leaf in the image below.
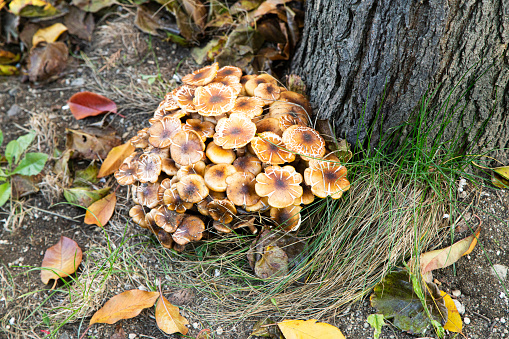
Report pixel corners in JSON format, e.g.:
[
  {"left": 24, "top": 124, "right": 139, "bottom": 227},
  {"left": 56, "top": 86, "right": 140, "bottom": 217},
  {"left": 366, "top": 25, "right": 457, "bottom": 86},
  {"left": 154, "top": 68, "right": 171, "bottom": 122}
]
[
  {"left": 155, "top": 295, "right": 190, "bottom": 335},
  {"left": 277, "top": 319, "right": 345, "bottom": 339},
  {"left": 72, "top": 0, "right": 115, "bottom": 13},
  {"left": 68, "top": 91, "right": 118, "bottom": 120},
  {"left": 440, "top": 290, "right": 463, "bottom": 333},
  {"left": 97, "top": 141, "right": 135, "bottom": 178},
  {"left": 26, "top": 41, "right": 68, "bottom": 82},
  {"left": 84, "top": 192, "right": 116, "bottom": 227},
  {"left": 66, "top": 128, "right": 122, "bottom": 160},
  {"left": 9, "top": 0, "right": 59, "bottom": 17},
  {"left": 40, "top": 236, "right": 83, "bottom": 285},
  {"left": 90, "top": 289, "right": 159, "bottom": 325},
  {"left": 32, "top": 23, "right": 67, "bottom": 47},
  {"left": 64, "top": 6, "right": 95, "bottom": 41},
  {"left": 63, "top": 186, "right": 110, "bottom": 208}
]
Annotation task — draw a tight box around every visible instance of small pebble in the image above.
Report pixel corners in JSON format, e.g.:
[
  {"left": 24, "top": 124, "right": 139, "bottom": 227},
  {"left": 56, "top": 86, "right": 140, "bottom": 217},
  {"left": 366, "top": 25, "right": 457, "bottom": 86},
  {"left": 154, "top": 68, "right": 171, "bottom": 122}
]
[
  {"left": 491, "top": 264, "right": 508, "bottom": 280},
  {"left": 363, "top": 322, "right": 369, "bottom": 328},
  {"left": 216, "top": 326, "right": 223, "bottom": 335},
  {"left": 502, "top": 318, "right": 506, "bottom": 324},
  {"left": 9, "top": 317, "right": 15, "bottom": 325},
  {"left": 501, "top": 292, "right": 507, "bottom": 299},
  {"left": 129, "top": 334, "right": 136, "bottom": 339},
  {"left": 193, "top": 322, "right": 199, "bottom": 329},
  {"left": 453, "top": 299, "right": 465, "bottom": 314},
  {"left": 464, "top": 317, "right": 471, "bottom": 325},
  {"left": 452, "top": 289, "right": 461, "bottom": 297}
]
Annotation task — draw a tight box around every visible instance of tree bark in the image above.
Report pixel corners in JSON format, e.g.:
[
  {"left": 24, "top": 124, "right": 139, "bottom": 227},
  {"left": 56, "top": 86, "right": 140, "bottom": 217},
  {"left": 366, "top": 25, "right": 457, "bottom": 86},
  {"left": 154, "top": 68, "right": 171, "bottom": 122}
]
[{"left": 291, "top": 0, "right": 509, "bottom": 161}]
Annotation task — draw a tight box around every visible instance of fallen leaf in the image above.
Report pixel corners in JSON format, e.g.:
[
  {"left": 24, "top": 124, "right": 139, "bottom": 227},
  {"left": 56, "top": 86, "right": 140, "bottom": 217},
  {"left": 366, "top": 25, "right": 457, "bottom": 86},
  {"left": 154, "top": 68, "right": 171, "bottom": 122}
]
[
  {"left": 440, "top": 291, "right": 462, "bottom": 333},
  {"left": 40, "top": 236, "right": 83, "bottom": 285},
  {"left": 191, "top": 38, "right": 225, "bottom": 65},
  {"left": 26, "top": 41, "right": 68, "bottom": 82},
  {"left": 0, "top": 50, "right": 21, "bottom": 64},
  {"left": 66, "top": 128, "right": 122, "bottom": 160},
  {"left": 97, "top": 141, "right": 135, "bottom": 178},
  {"left": 0, "top": 65, "right": 19, "bottom": 75},
  {"left": 75, "top": 162, "right": 100, "bottom": 185},
  {"left": 11, "top": 174, "right": 40, "bottom": 199},
  {"left": 68, "top": 91, "right": 117, "bottom": 120},
  {"left": 64, "top": 6, "right": 95, "bottom": 41},
  {"left": 277, "top": 319, "right": 345, "bottom": 339},
  {"left": 32, "top": 23, "right": 67, "bottom": 47},
  {"left": 19, "top": 22, "right": 41, "bottom": 50},
  {"left": 492, "top": 172, "right": 509, "bottom": 188},
  {"left": 181, "top": 0, "right": 207, "bottom": 29},
  {"left": 63, "top": 186, "right": 110, "bottom": 207},
  {"left": 230, "top": 0, "right": 263, "bottom": 15},
  {"left": 253, "top": 0, "right": 292, "bottom": 18},
  {"left": 254, "top": 245, "right": 289, "bottom": 279},
  {"left": 90, "top": 289, "right": 159, "bottom": 325},
  {"left": 367, "top": 314, "right": 385, "bottom": 339},
  {"left": 9, "top": 0, "right": 59, "bottom": 17},
  {"left": 84, "top": 192, "right": 116, "bottom": 227},
  {"left": 215, "top": 24, "right": 264, "bottom": 70},
  {"left": 493, "top": 166, "right": 509, "bottom": 180},
  {"left": 72, "top": 0, "right": 115, "bottom": 13},
  {"left": 155, "top": 295, "right": 189, "bottom": 335}
]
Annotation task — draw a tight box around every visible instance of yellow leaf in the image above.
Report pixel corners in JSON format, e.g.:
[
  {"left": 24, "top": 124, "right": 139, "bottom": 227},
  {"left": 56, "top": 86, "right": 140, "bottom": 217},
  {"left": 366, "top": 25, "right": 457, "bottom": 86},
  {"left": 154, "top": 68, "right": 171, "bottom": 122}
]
[
  {"left": 97, "top": 141, "right": 135, "bottom": 178},
  {"left": 440, "top": 291, "right": 463, "bottom": 333},
  {"left": 84, "top": 192, "right": 116, "bottom": 227},
  {"left": 277, "top": 319, "right": 345, "bottom": 339},
  {"left": 493, "top": 166, "right": 509, "bottom": 181},
  {"left": 33, "top": 23, "right": 68, "bottom": 47},
  {"left": 155, "top": 295, "right": 189, "bottom": 335},
  {"left": 9, "top": 0, "right": 58, "bottom": 17},
  {"left": 40, "top": 236, "right": 82, "bottom": 285},
  {"left": 0, "top": 65, "right": 19, "bottom": 76},
  {"left": 90, "top": 289, "right": 159, "bottom": 325}
]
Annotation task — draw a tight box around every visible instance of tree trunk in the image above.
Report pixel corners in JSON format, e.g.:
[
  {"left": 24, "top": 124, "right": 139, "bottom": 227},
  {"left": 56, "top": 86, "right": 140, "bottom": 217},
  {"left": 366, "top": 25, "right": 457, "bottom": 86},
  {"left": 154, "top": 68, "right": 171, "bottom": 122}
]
[{"left": 291, "top": 0, "right": 509, "bottom": 161}]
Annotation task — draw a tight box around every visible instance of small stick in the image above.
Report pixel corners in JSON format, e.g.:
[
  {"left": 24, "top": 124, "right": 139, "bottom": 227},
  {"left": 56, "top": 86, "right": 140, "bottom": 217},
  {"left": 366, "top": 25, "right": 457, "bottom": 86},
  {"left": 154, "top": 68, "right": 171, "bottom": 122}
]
[{"left": 471, "top": 311, "right": 491, "bottom": 322}]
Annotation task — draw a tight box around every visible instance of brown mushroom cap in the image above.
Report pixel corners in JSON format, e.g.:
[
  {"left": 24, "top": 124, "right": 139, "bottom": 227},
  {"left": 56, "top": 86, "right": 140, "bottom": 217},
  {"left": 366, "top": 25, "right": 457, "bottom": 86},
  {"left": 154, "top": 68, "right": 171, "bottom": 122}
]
[
  {"left": 137, "top": 182, "right": 161, "bottom": 208},
  {"left": 240, "top": 74, "right": 256, "bottom": 96},
  {"left": 158, "top": 178, "right": 173, "bottom": 201},
  {"left": 282, "top": 125, "right": 326, "bottom": 160},
  {"left": 255, "top": 117, "right": 283, "bottom": 136},
  {"left": 294, "top": 184, "right": 315, "bottom": 205},
  {"left": 129, "top": 205, "right": 148, "bottom": 228},
  {"left": 245, "top": 74, "right": 278, "bottom": 96},
  {"left": 145, "top": 145, "right": 170, "bottom": 159},
  {"left": 151, "top": 109, "right": 187, "bottom": 124},
  {"left": 215, "top": 65, "right": 242, "bottom": 80},
  {"left": 226, "top": 172, "right": 260, "bottom": 207},
  {"left": 204, "top": 163, "right": 237, "bottom": 192},
  {"left": 135, "top": 153, "right": 162, "bottom": 183},
  {"left": 230, "top": 96, "right": 265, "bottom": 118},
  {"left": 176, "top": 161, "right": 206, "bottom": 180},
  {"left": 270, "top": 205, "right": 302, "bottom": 232},
  {"left": 173, "top": 85, "right": 197, "bottom": 112},
  {"left": 209, "top": 190, "right": 226, "bottom": 200},
  {"left": 206, "top": 141, "right": 236, "bottom": 164},
  {"left": 115, "top": 162, "right": 137, "bottom": 186},
  {"left": 193, "top": 83, "right": 236, "bottom": 116},
  {"left": 172, "top": 215, "right": 205, "bottom": 245},
  {"left": 157, "top": 229, "right": 174, "bottom": 249},
  {"left": 212, "top": 76, "right": 242, "bottom": 95},
  {"left": 253, "top": 83, "right": 281, "bottom": 104},
  {"left": 214, "top": 113, "right": 257, "bottom": 149},
  {"left": 161, "top": 158, "right": 178, "bottom": 176},
  {"left": 182, "top": 119, "right": 215, "bottom": 141},
  {"left": 154, "top": 206, "right": 186, "bottom": 233},
  {"left": 304, "top": 159, "right": 350, "bottom": 199},
  {"left": 231, "top": 217, "right": 258, "bottom": 234},
  {"left": 163, "top": 184, "right": 193, "bottom": 213},
  {"left": 279, "top": 90, "right": 312, "bottom": 116},
  {"left": 212, "top": 220, "right": 232, "bottom": 233},
  {"left": 251, "top": 131, "right": 295, "bottom": 165},
  {"left": 131, "top": 128, "right": 149, "bottom": 149},
  {"left": 170, "top": 130, "right": 206, "bottom": 166},
  {"left": 269, "top": 101, "right": 309, "bottom": 130},
  {"left": 196, "top": 199, "right": 210, "bottom": 216},
  {"left": 207, "top": 199, "right": 237, "bottom": 224},
  {"left": 176, "top": 174, "right": 209, "bottom": 203},
  {"left": 148, "top": 116, "right": 182, "bottom": 148},
  {"left": 255, "top": 165, "right": 303, "bottom": 208},
  {"left": 182, "top": 62, "right": 219, "bottom": 86},
  {"left": 244, "top": 196, "right": 270, "bottom": 212},
  {"left": 232, "top": 155, "right": 262, "bottom": 176}
]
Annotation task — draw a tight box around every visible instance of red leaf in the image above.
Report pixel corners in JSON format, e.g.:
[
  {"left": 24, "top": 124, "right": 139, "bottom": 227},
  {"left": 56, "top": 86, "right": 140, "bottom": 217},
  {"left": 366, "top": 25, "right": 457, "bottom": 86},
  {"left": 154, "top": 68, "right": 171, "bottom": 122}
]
[
  {"left": 40, "top": 236, "right": 83, "bottom": 286},
  {"left": 68, "top": 91, "right": 118, "bottom": 120}
]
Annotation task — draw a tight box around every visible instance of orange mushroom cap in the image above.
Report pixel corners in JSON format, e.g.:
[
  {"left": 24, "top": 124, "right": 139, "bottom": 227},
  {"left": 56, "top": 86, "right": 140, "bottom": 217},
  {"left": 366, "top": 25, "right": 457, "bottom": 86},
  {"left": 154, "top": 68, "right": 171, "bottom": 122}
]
[
  {"left": 255, "top": 117, "right": 283, "bottom": 136},
  {"left": 172, "top": 215, "right": 205, "bottom": 245},
  {"left": 213, "top": 113, "right": 256, "bottom": 149},
  {"left": 206, "top": 141, "right": 236, "bottom": 164},
  {"left": 251, "top": 131, "right": 295, "bottom": 165},
  {"left": 170, "top": 130, "right": 206, "bottom": 166},
  {"left": 173, "top": 85, "right": 197, "bottom": 112},
  {"left": 255, "top": 165, "right": 303, "bottom": 208},
  {"left": 281, "top": 125, "right": 326, "bottom": 160},
  {"left": 135, "top": 153, "right": 162, "bottom": 183},
  {"left": 131, "top": 127, "right": 149, "bottom": 149},
  {"left": 230, "top": 96, "right": 265, "bottom": 118},
  {"left": 176, "top": 161, "right": 206, "bottom": 180},
  {"left": 193, "top": 83, "right": 236, "bottom": 116},
  {"left": 226, "top": 172, "right": 260, "bottom": 207},
  {"left": 115, "top": 162, "right": 137, "bottom": 186},
  {"left": 304, "top": 159, "right": 350, "bottom": 199},
  {"left": 137, "top": 182, "right": 162, "bottom": 208},
  {"left": 204, "top": 163, "right": 237, "bottom": 192},
  {"left": 253, "top": 83, "right": 281, "bottom": 104},
  {"left": 154, "top": 206, "right": 186, "bottom": 233},
  {"left": 148, "top": 116, "right": 182, "bottom": 148},
  {"left": 163, "top": 184, "right": 193, "bottom": 213},
  {"left": 215, "top": 65, "right": 242, "bottom": 80},
  {"left": 182, "top": 119, "right": 215, "bottom": 141},
  {"left": 129, "top": 205, "right": 148, "bottom": 228},
  {"left": 182, "top": 62, "right": 219, "bottom": 86},
  {"left": 232, "top": 155, "right": 262, "bottom": 176},
  {"left": 207, "top": 199, "right": 237, "bottom": 224},
  {"left": 212, "top": 76, "right": 242, "bottom": 95},
  {"left": 176, "top": 174, "right": 209, "bottom": 203},
  {"left": 245, "top": 74, "right": 278, "bottom": 96},
  {"left": 269, "top": 101, "right": 309, "bottom": 130},
  {"left": 270, "top": 205, "right": 302, "bottom": 232}
]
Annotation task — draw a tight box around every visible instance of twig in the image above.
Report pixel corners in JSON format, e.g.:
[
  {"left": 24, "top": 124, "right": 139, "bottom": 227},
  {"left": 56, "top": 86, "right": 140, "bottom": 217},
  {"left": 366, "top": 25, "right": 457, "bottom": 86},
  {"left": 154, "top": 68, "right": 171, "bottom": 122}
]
[
  {"left": 471, "top": 311, "right": 491, "bottom": 322},
  {"left": 25, "top": 205, "right": 79, "bottom": 222}
]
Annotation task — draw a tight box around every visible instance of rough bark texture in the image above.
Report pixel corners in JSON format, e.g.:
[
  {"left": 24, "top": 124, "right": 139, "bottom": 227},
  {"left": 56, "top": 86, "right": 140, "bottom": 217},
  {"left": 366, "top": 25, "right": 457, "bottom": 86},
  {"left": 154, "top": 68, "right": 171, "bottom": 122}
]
[{"left": 292, "top": 0, "right": 509, "bottom": 161}]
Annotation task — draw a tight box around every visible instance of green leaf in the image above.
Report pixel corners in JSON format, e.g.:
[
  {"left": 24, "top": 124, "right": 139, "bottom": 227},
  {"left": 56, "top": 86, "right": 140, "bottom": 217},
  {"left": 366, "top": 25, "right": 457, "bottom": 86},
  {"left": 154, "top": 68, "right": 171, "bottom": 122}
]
[
  {"left": 63, "top": 187, "right": 110, "bottom": 208},
  {"left": 0, "top": 130, "right": 3, "bottom": 147},
  {"left": 17, "top": 132, "right": 36, "bottom": 155},
  {"left": 5, "top": 140, "right": 21, "bottom": 166},
  {"left": 12, "top": 153, "right": 48, "bottom": 176},
  {"left": 367, "top": 314, "right": 385, "bottom": 339},
  {"left": 74, "top": 162, "right": 99, "bottom": 186},
  {"left": 0, "top": 182, "right": 11, "bottom": 207}
]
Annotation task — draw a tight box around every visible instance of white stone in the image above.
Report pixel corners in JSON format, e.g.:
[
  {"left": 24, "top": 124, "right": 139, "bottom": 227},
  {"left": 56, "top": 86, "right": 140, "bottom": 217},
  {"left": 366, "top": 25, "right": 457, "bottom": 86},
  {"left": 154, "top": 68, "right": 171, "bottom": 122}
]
[
  {"left": 9, "top": 317, "right": 15, "bottom": 325},
  {"left": 501, "top": 292, "right": 507, "bottom": 299},
  {"left": 453, "top": 299, "right": 465, "bottom": 315},
  {"left": 193, "top": 322, "right": 199, "bottom": 329},
  {"left": 501, "top": 318, "right": 506, "bottom": 323},
  {"left": 214, "top": 269, "right": 220, "bottom": 277},
  {"left": 129, "top": 334, "right": 136, "bottom": 339},
  {"left": 452, "top": 289, "right": 461, "bottom": 297},
  {"left": 464, "top": 317, "right": 471, "bottom": 325},
  {"left": 216, "top": 326, "right": 223, "bottom": 335},
  {"left": 490, "top": 264, "right": 508, "bottom": 280}
]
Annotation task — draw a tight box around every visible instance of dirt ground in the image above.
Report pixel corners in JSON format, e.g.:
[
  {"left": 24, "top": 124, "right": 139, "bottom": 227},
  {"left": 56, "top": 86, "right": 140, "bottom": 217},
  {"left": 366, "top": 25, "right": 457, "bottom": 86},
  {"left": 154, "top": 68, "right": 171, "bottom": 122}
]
[{"left": 1, "top": 15, "right": 508, "bottom": 339}]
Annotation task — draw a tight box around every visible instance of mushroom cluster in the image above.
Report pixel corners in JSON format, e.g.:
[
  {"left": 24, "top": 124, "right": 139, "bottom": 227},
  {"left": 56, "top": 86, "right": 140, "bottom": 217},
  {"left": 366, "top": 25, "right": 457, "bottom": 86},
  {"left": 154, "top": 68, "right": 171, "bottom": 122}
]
[{"left": 115, "top": 63, "right": 350, "bottom": 252}]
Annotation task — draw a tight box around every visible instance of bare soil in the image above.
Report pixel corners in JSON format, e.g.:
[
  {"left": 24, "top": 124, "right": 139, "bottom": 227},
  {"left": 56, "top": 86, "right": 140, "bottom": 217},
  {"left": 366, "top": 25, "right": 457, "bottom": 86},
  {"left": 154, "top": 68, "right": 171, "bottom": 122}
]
[{"left": 1, "top": 15, "right": 508, "bottom": 339}]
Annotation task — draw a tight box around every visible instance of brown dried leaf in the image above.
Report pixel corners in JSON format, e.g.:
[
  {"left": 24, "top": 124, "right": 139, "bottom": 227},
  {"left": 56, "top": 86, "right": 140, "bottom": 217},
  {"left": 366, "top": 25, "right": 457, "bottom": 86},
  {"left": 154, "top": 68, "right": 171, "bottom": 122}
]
[
  {"left": 40, "top": 236, "right": 83, "bottom": 285},
  {"left": 90, "top": 289, "right": 159, "bottom": 325},
  {"left": 155, "top": 295, "right": 189, "bottom": 335},
  {"left": 97, "top": 141, "right": 135, "bottom": 178},
  {"left": 181, "top": 0, "right": 207, "bottom": 29},
  {"left": 72, "top": 0, "right": 115, "bottom": 13},
  {"left": 11, "top": 174, "right": 40, "bottom": 199},
  {"left": 253, "top": 0, "right": 292, "bottom": 18},
  {"left": 66, "top": 128, "right": 122, "bottom": 160},
  {"left": 26, "top": 41, "right": 68, "bottom": 82},
  {"left": 64, "top": 6, "right": 95, "bottom": 41},
  {"left": 84, "top": 192, "right": 116, "bottom": 227},
  {"left": 68, "top": 91, "right": 118, "bottom": 120}
]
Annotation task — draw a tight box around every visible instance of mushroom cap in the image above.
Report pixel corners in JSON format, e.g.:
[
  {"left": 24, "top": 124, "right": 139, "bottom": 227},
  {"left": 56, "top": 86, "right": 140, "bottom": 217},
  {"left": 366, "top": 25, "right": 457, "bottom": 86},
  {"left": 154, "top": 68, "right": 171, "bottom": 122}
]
[
  {"left": 151, "top": 109, "right": 187, "bottom": 123},
  {"left": 131, "top": 127, "right": 149, "bottom": 148},
  {"left": 255, "top": 165, "right": 303, "bottom": 208},
  {"left": 245, "top": 74, "right": 278, "bottom": 96},
  {"left": 206, "top": 141, "right": 236, "bottom": 164},
  {"left": 157, "top": 229, "right": 174, "bottom": 249},
  {"left": 193, "top": 83, "right": 236, "bottom": 116},
  {"left": 215, "top": 65, "right": 242, "bottom": 80},
  {"left": 176, "top": 161, "right": 206, "bottom": 180},
  {"left": 269, "top": 101, "right": 309, "bottom": 130},
  {"left": 163, "top": 184, "right": 193, "bottom": 213},
  {"left": 213, "top": 113, "right": 256, "bottom": 149},
  {"left": 196, "top": 199, "right": 210, "bottom": 216},
  {"left": 232, "top": 217, "right": 258, "bottom": 234},
  {"left": 281, "top": 125, "right": 326, "bottom": 160},
  {"left": 176, "top": 174, "right": 209, "bottom": 203},
  {"left": 135, "top": 153, "right": 162, "bottom": 183},
  {"left": 232, "top": 155, "right": 262, "bottom": 176},
  {"left": 154, "top": 206, "right": 186, "bottom": 233},
  {"left": 182, "top": 62, "right": 219, "bottom": 86},
  {"left": 161, "top": 157, "right": 178, "bottom": 176},
  {"left": 255, "top": 117, "right": 283, "bottom": 136},
  {"left": 244, "top": 196, "right": 270, "bottom": 212},
  {"left": 253, "top": 83, "right": 281, "bottom": 104},
  {"left": 129, "top": 205, "right": 148, "bottom": 228},
  {"left": 279, "top": 90, "right": 312, "bottom": 116},
  {"left": 158, "top": 178, "right": 173, "bottom": 201},
  {"left": 209, "top": 190, "right": 226, "bottom": 200},
  {"left": 212, "top": 76, "right": 243, "bottom": 95},
  {"left": 212, "top": 220, "right": 232, "bottom": 233},
  {"left": 153, "top": 94, "right": 180, "bottom": 118},
  {"left": 294, "top": 184, "right": 315, "bottom": 205},
  {"left": 145, "top": 145, "right": 170, "bottom": 159},
  {"left": 230, "top": 96, "right": 265, "bottom": 118},
  {"left": 304, "top": 159, "right": 350, "bottom": 199},
  {"left": 182, "top": 119, "right": 215, "bottom": 141},
  {"left": 172, "top": 215, "right": 205, "bottom": 245},
  {"left": 204, "top": 163, "right": 237, "bottom": 192},
  {"left": 270, "top": 205, "right": 302, "bottom": 232},
  {"left": 207, "top": 199, "right": 237, "bottom": 224},
  {"left": 240, "top": 74, "right": 256, "bottom": 96},
  {"left": 226, "top": 172, "right": 261, "bottom": 207},
  {"left": 170, "top": 130, "right": 206, "bottom": 166},
  {"left": 137, "top": 182, "right": 162, "bottom": 208},
  {"left": 123, "top": 151, "right": 142, "bottom": 167},
  {"left": 173, "top": 85, "right": 197, "bottom": 112},
  {"left": 148, "top": 116, "right": 182, "bottom": 148},
  {"left": 251, "top": 131, "right": 295, "bottom": 165},
  {"left": 115, "top": 162, "right": 137, "bottom": 185}
]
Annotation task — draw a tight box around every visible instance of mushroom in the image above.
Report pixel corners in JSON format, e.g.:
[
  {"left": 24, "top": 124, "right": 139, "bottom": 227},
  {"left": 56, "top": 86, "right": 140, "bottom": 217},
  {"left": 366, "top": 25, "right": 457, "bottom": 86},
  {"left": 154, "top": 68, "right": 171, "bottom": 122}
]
[
  {"left": 173, "top": 85, "right": 197, "bottom": 112},
  {"left": 131, "top": 128, "right": 149, "bottom": 148},
  {"left": 270, "top": 205, "right": 302, "bottom": 232},
  {"left": 193, "top": 82, "right": 236, "bottom": 116},
  {"left": 172, "top": 215, "right": 205, "bottom": 245},
  {"left": 151, "top": 109, "right": 187, "bottom": 124},
  {"left": 255, "top": 165, "right": 303, "bottom": 208},
  {"left": 304, "top": 159, "right": 350, "bottom": 199},
  {"left": 135, "top": 153, "right": 162, "bottom": 183},
  {"left": 294, "top": 184, "right": 315, "bottom": 205},
  {"left": 226, "top": 172, "right": 260, "bottom": 207},
  {"left": 182, "top": 119, "right": 215, "bottom": 141},
  {"left": 213, "top": 113, "right": 256, "bottom": 149},
  {"left": 176, "top": 161, "right": 206, "bottom": 180},
  {"left": 158, "top": 178, "right": 173, "bottom": 202},
  {"left": 209, "top": 191, "right": 226, "bottom": 200},
  {"left": 204, "top": 164, "right": 237, "bottom": 192},
  {"left": 233, "top": 155, "right": 262, "bottom": 176},
  {"left": 251, "top": 132, "right": 295, "bottom": 165},
  {"left": 163, "top": 184, "right": 193, "bottom": 213},
  {"left": 269, "top": 101, "right": 309, "bottom": 130},
  {"left": 255, "top": 117, "right": 283, "bottom": 136},
  {"left": 279, "top": 90, "right": 312, "bottom": 116},
  {"left": 239, "top": 74, "right": 256, "bottom": 95},
  {"left": 213, "top": 220, "right": 232, "bottom": 233},
  {"left": 253, "top": 83, "right": 281, "bottom": 104},
  {"left": 212, "top": 76, "right": 242, "bottom": 95},
  {"left": 148, "top": 115, "right": 182, "bottom": 148},
  {"left": 137, "top": 182, "right": 161, "bottom": 208},
  {"left": 245, "top": 74, "right": 278, "bottom": 96},
  {"left": 145, "top": 145, "right": 170, "bottom": 159},
  {"left": 207, "top": 199, "right": 237, "bottom": 224},
  {"left": 157, "top": 229, "right": 174, "bottom": 249},
  {"left": 281, "top": 125, "right": 326, "bottom": 160},
  {"left": 215, "top": 65, "right": 242, "bottom": 80},
  {"left": 176, "top": 174, "right": 209, "bottom": 203},
  {"left": 169, "top": 130, "right": 206, "bottom": 166},
  {"left": 196, "top": 199, "right": 210, "bottom": 216},
  {"left": 129, "top": 205, "right": 148, "bottom": 228},
  {"left": 182, "top": 62, "right": 219, "bottom": 86},
  {"left": 206, "top": 141, "right": 236, "bottom": 164},
  {"left": 161, "top": 158, "right": 178, "bottom": 176},
  {"left": 244, "top": 196, "right": 270, "bottom": 212},
  {"left": 154, "top": 206, "right": 186, "bottom": 233},
  {"left": 230, "top": 96, "right": 265, "bottom": 118},
  {"left": 231, "top": 217, "right": 258, "bottom": 234},
  {"left": 114, "top": 162, "right": 137, "bottom": 185}
]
